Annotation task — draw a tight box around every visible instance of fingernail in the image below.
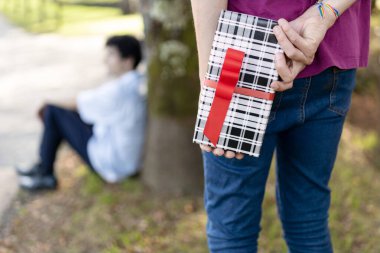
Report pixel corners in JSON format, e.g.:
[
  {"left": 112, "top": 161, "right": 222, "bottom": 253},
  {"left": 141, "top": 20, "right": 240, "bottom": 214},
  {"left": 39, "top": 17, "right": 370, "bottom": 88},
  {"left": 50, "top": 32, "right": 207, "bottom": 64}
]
[
  {"left": 271, "top": 83, "right": 278, "bottom": 89},
  {"left": 273, "top": 26, "right": 279, "bottom": 34},
  {"left": 213, "top": 149, "right": 222, "bottom": 156},
  {"left": 225, "top": 151, "right": 235, "bottom": 159},
  {"left": 200, "top": 145, "right": 209, "bottom": 152},
  {"left": 236, "top": 154, "right": 244, "bottom": 160}
]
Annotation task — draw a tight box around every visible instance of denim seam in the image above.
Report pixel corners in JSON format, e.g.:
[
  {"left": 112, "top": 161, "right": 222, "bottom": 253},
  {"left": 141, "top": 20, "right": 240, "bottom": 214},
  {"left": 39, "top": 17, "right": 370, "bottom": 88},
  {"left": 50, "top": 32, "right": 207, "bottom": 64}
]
[
  {"left": 298, "top": 77, "right": 311, "bottom": 123},
  {"left": 268, "top": 91, "right": 283, "bottom": 123},
  {"left": 328, "top": 70, "right": 346, "bottom": 116}
]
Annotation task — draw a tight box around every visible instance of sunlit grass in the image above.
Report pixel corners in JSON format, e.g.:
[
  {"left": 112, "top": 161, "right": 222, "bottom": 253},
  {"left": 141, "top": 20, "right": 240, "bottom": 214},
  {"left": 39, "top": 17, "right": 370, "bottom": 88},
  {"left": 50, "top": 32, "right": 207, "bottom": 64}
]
[
  {"left": 58, "top": 13, "right": 143, "bottom": 37},
  {"left": 2, "top": 122, "right": 380, "bottom": 253},
  {"left": 0, "top": 0, "right": 143, "bottom": 36},
  {"left": 261, "top": 125, "right": 380, "bottom": 253},
  {"left": 371, "top": 13, "right": 380, "bottom": 25}
]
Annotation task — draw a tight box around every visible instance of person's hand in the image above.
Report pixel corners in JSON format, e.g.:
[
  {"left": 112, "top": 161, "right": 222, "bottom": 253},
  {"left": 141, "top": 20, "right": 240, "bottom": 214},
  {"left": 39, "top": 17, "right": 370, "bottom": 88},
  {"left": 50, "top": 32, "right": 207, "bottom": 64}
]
[
  {"left": 200, "top": 5, "right": 337, "bottom": 159},
  {"left": 199, "top": 144, "right": 245, "bottom": 159},
  {"left": 271, "top": 4, "right": 337, "bottom": 92},
  {"left": 37, "top": 103, "right": 47, "bottom": 122}
]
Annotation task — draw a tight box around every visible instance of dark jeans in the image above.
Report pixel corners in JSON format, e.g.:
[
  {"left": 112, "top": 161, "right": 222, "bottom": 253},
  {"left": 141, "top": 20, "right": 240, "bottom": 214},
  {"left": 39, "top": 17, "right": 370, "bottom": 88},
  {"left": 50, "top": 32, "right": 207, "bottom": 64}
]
[
  {"left": 202, "top": 66, "right": 357, "bottom": 253},
  {"left": 39, "top": 104, "right": 93, "bottom": 176}
]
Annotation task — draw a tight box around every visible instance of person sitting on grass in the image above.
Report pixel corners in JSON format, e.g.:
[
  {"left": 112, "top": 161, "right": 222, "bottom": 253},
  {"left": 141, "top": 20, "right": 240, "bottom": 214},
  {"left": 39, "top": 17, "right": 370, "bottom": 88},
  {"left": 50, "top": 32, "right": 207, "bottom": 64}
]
[{"left": 16, "top": 35, "right": 147, "bottom": 190}]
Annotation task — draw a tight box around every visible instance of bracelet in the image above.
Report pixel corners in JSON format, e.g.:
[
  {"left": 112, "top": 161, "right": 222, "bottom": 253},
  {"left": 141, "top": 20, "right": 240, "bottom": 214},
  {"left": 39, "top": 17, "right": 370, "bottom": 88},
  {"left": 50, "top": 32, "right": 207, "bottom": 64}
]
[{"left": 315, "top": 0, "right": 340, "bottom": 19}]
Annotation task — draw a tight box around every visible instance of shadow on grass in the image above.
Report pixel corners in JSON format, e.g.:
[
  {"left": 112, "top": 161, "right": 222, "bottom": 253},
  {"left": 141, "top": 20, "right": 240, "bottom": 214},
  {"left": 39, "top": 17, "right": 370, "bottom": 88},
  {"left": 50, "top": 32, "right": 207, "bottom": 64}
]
[{"left": 1, "top": 119, "right": 380, "bottom": 253}]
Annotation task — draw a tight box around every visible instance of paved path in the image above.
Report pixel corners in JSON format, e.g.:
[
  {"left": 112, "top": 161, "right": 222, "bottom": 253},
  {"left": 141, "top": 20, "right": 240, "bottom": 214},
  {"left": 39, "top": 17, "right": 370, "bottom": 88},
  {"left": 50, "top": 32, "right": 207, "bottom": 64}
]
[{"left": 0, "top": 14, "right": 106, "bottom": 223}]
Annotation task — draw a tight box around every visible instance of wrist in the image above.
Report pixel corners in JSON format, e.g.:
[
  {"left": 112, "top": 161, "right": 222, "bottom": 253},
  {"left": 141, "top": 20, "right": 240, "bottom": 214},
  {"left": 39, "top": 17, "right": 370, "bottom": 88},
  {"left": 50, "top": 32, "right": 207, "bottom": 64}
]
[
  {"left": 322, "top": 9, "right": 337, "bottom": 29},
  {"left": 315, "top": 0, "right": 339, "bottom": 28},
  {"left": 301, "top": 2, "right": 337, "bottom": 29},
  {"left": 321, "top": 2, "right": 339, "bottom": 28}
]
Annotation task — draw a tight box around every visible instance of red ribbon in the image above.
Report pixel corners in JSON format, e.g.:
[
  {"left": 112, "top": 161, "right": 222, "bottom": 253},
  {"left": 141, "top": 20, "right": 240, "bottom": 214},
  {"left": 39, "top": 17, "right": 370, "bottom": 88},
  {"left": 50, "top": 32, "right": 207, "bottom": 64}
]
[
  {"left": 203, "top": 79, "right": 275, "bottom": 101},
  {"left": 203, "top": 48, "right": 245, "bottom": 146}
]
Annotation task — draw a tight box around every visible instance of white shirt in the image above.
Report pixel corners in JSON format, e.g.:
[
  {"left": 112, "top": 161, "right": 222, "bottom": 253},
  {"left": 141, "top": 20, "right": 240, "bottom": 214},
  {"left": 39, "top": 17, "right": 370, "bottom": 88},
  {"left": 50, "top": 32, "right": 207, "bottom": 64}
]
[{"left": 77, "top": 70, "right": 147, "bottom": 183}]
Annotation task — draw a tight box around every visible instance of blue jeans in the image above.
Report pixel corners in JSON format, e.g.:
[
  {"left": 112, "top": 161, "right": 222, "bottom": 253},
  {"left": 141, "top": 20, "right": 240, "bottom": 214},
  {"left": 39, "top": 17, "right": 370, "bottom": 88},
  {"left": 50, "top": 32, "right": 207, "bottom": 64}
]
[
  {"left": 39, "top": 104, "right": 94, "bottom": 176},
  {"left": 202, "top": 66, "right": 357, "bottom": 253}
]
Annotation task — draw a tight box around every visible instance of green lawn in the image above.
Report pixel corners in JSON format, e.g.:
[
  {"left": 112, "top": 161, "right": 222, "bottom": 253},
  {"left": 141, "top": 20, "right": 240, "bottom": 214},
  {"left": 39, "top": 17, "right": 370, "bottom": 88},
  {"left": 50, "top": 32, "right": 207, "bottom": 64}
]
[
  {"left": 0, "top": 3, "right": 379, "bottom": 253},
  {"left": 0, "top": 0, "right": 143, "bottom": 36},
  {"left": 0, "top": 120, "right": 379, "bottom": 253},
  {"left": 260, "top": 123, "right": 380, "bottom": 253}
]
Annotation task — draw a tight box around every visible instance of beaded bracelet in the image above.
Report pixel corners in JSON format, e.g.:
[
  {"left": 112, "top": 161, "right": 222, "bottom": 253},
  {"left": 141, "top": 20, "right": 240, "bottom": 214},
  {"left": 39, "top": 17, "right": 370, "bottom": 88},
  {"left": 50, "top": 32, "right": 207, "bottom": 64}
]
[{"left": 316, "top": 0, "right": 340, "bottom": 19}]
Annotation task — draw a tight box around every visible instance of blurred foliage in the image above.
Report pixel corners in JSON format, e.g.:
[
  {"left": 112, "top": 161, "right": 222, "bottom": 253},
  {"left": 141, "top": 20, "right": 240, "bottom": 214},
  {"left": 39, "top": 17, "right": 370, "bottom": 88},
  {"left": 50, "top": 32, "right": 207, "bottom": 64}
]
[
  {"left": 0, "top": 0, "right": 143, "bottom": 35},
  {"left": 0, "top": 0, "right": 63, "bottom": 32},
  {"left": 355, "top": 13, "right": 380, "bottom": 95},
  {"left": 61, "top": 0, "right": 119, "bottom": 4},
  {"left": 0, "top": 2, "right": 379, "bottom": 253},
  {"left": 258, "top": 124, "right": 380, "bottom": 252}
]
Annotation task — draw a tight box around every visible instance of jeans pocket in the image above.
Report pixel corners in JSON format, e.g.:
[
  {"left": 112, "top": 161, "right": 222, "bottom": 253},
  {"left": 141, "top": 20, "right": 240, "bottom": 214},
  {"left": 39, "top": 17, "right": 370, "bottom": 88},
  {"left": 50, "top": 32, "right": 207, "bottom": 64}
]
[
  {"left": 268, "top": 91, "right": 283, "bottom": 123},
  {"left": 203, "top": 150, "right": 254, "bottom": 174},
  {"left": 328, "top": 67, "right": 357, "bottom": 116}
]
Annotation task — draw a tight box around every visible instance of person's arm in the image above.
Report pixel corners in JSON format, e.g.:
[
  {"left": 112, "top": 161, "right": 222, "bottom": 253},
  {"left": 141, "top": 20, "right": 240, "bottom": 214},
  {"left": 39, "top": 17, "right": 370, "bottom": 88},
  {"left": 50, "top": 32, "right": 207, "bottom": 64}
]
[
  {"left": 191, "top": 0, "right": 245, "bottom": 159},
  {"left": 322, "top": 0, "right": 358, "bottom": 15},
  {"left": 191, "top": 0, "right": 227, "bottom": 84},
  {"left": 270, "top": 0, "right": 359, "bottom": 92},
  {"left": 76, "top": 83, "right": 123, "bottom": 124}
]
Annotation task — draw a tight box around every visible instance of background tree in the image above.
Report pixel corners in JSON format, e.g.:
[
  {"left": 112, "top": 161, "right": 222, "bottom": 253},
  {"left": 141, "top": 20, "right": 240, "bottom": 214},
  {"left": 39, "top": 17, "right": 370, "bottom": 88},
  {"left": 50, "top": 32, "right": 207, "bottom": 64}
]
[
  {"left": 139, "top": 0, "right": 203, "bottom": 195},
  {"left": 120, "top": 0, "right": 138, "bottom": 14}
]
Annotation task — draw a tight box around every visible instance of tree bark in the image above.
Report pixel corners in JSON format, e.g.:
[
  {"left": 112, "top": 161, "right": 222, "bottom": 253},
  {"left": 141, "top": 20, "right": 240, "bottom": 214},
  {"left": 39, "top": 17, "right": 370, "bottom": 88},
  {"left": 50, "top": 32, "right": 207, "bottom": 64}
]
[
  {"left": 120, "top": 0, "right": 139, "bottom": 14},
  {"left": 139, "top": 0, "right": 203, "bottom": 195}
]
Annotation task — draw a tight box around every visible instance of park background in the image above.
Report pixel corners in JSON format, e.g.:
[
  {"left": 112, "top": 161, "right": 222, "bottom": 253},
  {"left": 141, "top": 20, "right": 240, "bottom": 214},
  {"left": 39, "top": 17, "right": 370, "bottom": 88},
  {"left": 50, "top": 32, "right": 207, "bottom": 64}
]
[{"left": 0, "top": 0, "right": 379, "bottom": 252}]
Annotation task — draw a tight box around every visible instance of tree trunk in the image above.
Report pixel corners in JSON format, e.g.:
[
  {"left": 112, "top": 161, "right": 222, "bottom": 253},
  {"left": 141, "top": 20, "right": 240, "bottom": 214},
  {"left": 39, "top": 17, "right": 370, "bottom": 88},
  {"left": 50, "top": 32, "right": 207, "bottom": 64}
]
[
  {"left": 120, "top": 0, "right": 139, "bottom": 14},
  {"left": 139, "top": 0, "right": 203, "bottom": 195}
]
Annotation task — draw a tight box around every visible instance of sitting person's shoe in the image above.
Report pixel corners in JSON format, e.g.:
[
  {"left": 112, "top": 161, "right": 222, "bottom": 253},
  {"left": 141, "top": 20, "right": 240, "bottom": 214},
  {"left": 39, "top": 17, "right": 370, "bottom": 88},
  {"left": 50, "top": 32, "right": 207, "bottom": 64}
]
[
  {"left": 18, "top": 174, "right": 58, "bottom": 191},
  {"left": 16, "top": 162, "right": 43, "bottom": 176}
]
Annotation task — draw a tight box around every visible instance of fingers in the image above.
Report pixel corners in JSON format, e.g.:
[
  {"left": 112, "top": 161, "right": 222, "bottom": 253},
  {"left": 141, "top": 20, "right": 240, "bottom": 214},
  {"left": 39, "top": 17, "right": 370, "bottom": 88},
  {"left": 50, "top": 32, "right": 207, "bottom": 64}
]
[
  {"left": 213, "top": 148, "right": 225, "bottom": 156},
  {"left": 273, "top": 25, "right": 309, "bottom": 65},
  {"left": 200, "top": 144, "right": 212, "bottom": 152},
  {"left": 199, "top": 145, "right": 224, "bottom": 156},
  {"left": 274, "top": 52, "right": 294, "bottom": 83},
  {"left": 272, "top": 53, "right": 306, "bottom": 92},
  {"left": 199, "top": 145, "right": 245, "bottom": 160},
  {"left": 271, "top": 80, "right": 293, "bottom": 92},
  {"left": 235, "top": 153, "right": 244, "bottom": 160},
  {"left": 276, "top": 18, "right": 318, "bottom": 65},
  {"left": 278, "top": 18, "right": 311, "bottom": 57},
  {"left": 224, "top": 151, "right": 236, "bottom": 159}
]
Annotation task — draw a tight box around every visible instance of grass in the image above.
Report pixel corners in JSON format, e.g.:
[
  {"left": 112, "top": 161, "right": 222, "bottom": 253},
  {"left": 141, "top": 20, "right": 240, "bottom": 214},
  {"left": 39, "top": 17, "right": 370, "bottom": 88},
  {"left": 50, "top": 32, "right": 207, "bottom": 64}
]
[
  {"left": 260, "top": 123, "right": 380, "bottom": 253},
  {"left": 354, "top": 12, "right": 380, "bottom": 95},
  {"left": 0, "top": 4, "right": 379, "bottom": 253},
  {"left": 0, "top": 119, "right": 379, "bottom": 253},
  {"left": 0, "top": 0, "right": 143, "bottom": 36}
]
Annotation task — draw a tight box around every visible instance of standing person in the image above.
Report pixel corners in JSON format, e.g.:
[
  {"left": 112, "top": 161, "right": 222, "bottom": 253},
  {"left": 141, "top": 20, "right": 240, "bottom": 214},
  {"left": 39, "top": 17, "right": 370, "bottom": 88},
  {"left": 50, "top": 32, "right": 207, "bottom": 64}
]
[
  {"left": 191, "top": 0, "right": 370, "bottom": 252},
  {"left": 17, "top": 35, "right": 147, "bottom": 190}
]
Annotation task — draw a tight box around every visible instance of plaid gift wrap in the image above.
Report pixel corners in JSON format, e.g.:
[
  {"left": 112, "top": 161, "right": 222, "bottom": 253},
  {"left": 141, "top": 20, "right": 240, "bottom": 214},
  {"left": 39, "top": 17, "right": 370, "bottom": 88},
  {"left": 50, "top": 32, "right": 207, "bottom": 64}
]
[{"left": 192, "top": 10, "right": 283, "bottom": 157}]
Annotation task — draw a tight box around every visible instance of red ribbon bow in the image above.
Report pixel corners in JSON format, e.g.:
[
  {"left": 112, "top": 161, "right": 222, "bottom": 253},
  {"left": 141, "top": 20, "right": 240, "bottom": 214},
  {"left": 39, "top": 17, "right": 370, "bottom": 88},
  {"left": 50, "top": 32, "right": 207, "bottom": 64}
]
[{"left": 203, "top": 48, "right": 245, "bottom": 146}]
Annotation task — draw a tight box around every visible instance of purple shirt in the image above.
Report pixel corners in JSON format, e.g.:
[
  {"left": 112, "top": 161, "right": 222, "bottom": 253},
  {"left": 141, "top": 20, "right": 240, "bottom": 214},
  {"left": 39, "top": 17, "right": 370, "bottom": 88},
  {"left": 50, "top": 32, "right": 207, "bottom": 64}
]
[{"left": 228, "top": 0, "right": 371, "bottom": 78}]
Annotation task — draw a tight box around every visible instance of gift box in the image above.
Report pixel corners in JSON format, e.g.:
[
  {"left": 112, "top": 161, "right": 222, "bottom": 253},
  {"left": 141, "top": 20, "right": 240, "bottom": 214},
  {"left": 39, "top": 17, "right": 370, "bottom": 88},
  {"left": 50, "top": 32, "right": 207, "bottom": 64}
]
[{"left": 192, "top": 10, "right": 283, "bottom": 157}]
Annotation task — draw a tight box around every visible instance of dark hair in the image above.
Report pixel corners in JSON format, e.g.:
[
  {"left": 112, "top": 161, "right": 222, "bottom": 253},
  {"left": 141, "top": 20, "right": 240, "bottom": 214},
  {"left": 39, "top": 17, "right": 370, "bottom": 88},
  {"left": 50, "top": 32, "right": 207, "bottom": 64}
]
[{"left": 105, "top": 35, "right": 142, "bottom": 69}]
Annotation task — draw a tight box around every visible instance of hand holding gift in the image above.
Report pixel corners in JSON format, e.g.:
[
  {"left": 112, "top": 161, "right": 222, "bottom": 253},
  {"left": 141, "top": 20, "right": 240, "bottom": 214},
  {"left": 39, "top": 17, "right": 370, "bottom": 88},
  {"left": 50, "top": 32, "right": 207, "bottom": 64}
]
[
  {"left": 198, "top": 4, "right": 338, "bottom": 159},
  {"left": 193, "top": 11, "right": 283, "bottom": 159},
  {"left": 270, "top": 2, "right": 337, "bottom": 92}
]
